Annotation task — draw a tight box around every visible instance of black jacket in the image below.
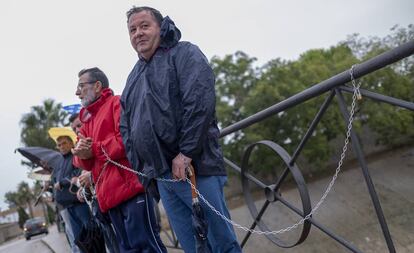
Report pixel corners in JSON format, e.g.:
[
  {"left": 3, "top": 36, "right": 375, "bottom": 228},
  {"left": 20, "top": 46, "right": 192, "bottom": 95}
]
[
  {"left": 51, "top": 152, "right": 82, "bottom": 208},
  {"left": 120, "top": 17, "right": 226, "bottom": 185}
]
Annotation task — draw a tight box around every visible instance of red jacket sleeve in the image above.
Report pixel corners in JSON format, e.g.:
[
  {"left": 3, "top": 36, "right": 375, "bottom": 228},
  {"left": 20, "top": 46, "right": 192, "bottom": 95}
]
[{"left": 91, "top": 97, "right": 127, "bottom": 163}]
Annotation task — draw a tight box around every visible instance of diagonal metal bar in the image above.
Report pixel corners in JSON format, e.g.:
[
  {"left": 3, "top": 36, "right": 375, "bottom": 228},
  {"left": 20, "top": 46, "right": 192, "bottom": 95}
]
[
  {"left": 224, "top": 157, "right": 267, "bottom": 189},
  {"left": 335, "top": 89, "right": 396, "bottom": 253},
  {"left": 290, "top": 91, "right": 336, "bottom": 164},
  {"left": 272, "top": 91, "right": 336, "bottom": 195},
  {"left": 240, "top": 200, "right": 271, "bottom": 248},
  {"left": 220, "top": 41, "right": 414, "bottom": 138},
  {"left": 339, "top": 85, "right": 414, "bottom": 111},
  {"left": 277, "top": 195, "right": 363, "bottom": 253}
]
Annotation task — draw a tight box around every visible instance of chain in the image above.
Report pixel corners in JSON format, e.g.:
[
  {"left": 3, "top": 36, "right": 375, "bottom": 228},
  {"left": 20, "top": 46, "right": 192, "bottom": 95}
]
[
  {"left": 100, "top": 148, "right": 181, "bottom": 183},
  {"left": 94, "top": 160, "right": 109, "bottom": 191},
  {"left": 99, "top": 65, "right": 361, "bottom": 235}
]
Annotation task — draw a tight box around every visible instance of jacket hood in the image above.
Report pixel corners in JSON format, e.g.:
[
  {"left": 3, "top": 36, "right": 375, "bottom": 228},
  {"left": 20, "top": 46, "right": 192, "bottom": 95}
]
[{"left": 159, "top": 16, "right": 181, "bottom": 49}]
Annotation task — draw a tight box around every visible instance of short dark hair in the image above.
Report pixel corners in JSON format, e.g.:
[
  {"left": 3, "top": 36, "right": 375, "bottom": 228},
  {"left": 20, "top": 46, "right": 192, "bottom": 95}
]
[
  {"left": 126, "top": 6, "right": 163, "bottom": 26},
  {"left": 68, "top": 113, "right": 79, "bottom": 124},
  {"left": 78, "top": 67, "right": 109, "bottom": 89}
]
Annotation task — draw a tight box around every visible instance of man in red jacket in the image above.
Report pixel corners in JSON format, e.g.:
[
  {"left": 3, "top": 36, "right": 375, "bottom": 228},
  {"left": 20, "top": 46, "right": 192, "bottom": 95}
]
[{"left": 72, "top": 67, "right": 166, "bottom": 253}]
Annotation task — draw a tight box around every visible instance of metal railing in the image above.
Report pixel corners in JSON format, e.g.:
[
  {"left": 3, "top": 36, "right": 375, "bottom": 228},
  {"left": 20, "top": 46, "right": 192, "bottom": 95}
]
[{"left": 219, "top": 40, "right": 414, "bottom": 253}]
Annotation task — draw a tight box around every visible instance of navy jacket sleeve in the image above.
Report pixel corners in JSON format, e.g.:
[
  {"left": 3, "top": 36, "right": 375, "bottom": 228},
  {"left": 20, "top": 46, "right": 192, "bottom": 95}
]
[
  {"left": 120, "top": 86, "right": 134, "bottom": 169},
  {"left": 175, "top": 44, "right": 216, "bottom": 158}
]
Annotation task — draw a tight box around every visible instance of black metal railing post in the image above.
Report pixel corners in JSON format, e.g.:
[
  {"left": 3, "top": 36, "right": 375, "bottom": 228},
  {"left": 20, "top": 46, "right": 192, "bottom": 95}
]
[{"left": 335, "top": 89, "right": 396, "bottom": 253}]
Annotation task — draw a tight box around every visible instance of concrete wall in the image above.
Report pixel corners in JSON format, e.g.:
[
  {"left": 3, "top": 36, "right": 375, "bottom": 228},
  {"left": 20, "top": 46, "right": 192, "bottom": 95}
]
[{"left": 0, "top": 223, "right": 22, "bottom": 244}]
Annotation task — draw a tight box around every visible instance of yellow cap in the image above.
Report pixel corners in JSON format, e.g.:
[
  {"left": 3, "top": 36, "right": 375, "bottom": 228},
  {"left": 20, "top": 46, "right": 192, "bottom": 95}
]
[{"left": 48, "top": 127, "right": 77, "bottom": 144}]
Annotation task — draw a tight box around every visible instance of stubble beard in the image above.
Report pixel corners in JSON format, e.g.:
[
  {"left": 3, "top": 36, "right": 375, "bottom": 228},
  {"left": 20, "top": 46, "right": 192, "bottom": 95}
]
[{"left": 81, "top": 89, "right": 97, "bottom": 107}]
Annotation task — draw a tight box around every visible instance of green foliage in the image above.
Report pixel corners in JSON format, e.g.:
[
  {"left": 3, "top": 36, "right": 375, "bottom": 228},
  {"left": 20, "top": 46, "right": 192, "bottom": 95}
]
[
  {"left": 4, "top": 191, "right": 20, "bottom": 208},
  {"left": 19, "top": 98, "right": 67, "bottom": 169},
  {"left": 5, "top": 182, "right": 33, "bottom": 228},
  {"left": 46, "top": 203, "right": 56, "bottom": 224},
  {"left": 211, "top": 51, "right": 260, "bottom": 162},
  {"left": 17, "top": 207, "right": 29, "bottom": 229},
  {"left": 20, "top": 98, "right": 67, "bottom": 150},
  {"left": 4, "top": 181, "right": 35, "bottom": 218},
  {"left": 345, "top": 25, "right": 414, "bottom": 146},
  {"left": 214, "top": 24, "right": 413, "bottom": 177}
]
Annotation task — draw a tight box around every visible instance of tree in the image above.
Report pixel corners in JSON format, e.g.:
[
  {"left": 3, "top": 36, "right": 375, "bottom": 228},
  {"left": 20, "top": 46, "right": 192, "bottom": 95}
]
[
  {"left": 17, "top": 182, "right": 35, "bottom": 218},
  {"left": 46, "top": 203, "right": 56, "bottom": 224},
  {"left": 17, "top": 207, "right": 29, "bottom": 229},
  {"left": 4, "top": 181, "right": 35, "bottom": 226},
  {"left": 20, "top": 98, "right": 68, "bottom": 151},
  {"left": 344, "top": 24, "right": 414, "bottom": 146},
  {"left": 211, "top": 51, "right": 260, "bottom": 166},
  {"left": 5, "top": 182, "right": 35, "bottom": 218},
  {"left": 4, "top": 191, "right": 21, "bottom": 208},
  {"left": 213, "top": 24, "right": 413, "bottom": 178}
]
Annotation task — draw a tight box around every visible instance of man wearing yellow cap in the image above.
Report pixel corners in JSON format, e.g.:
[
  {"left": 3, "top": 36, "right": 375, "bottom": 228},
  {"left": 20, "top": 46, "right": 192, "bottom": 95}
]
[{"left": 49, "top": 128, "right": 91, "bottom": 253}]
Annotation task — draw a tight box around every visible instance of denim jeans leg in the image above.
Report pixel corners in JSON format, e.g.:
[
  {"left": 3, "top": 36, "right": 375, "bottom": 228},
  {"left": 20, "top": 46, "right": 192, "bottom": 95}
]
[
  {"left": 67, "top": 203, "right": 92, "bottom": 253},
  {"left": 60, "top": 208, "right": 81, "bottom": 253},
  {"left": 197, "top": 176, "right": 242, "bottom": 253},
  {"left": 157, "top": 174, "right": 242, "bottom": 253},
  {"left": 67, "top": 203, "right": 92, "bottom": 238},
  {"left": 157, "top": 177, "right": 195, "bottom": 253}
]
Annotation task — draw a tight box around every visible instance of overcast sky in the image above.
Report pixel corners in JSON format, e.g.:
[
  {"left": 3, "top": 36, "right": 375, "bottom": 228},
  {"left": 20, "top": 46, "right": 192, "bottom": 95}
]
[{"left": 0, "top": 0, "right": 412, "bottom": 210}]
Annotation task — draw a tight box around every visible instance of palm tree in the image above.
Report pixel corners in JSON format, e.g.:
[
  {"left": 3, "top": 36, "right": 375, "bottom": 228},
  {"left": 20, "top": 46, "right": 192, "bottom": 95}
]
[
  {"left": 19, "top": 99, "right": 68, "bottom": 168},
  {"left": 17, "top": 181, "right": 35, "bottom": 218},
  {"left": 20, "top": 98, "right": 68, "bottom": 150},
  {"left": 4, "top": 182, "right": 34, "bottom": 227}
]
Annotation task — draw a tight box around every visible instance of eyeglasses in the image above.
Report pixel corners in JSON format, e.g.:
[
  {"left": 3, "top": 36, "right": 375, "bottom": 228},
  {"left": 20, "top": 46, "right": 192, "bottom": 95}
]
[{"left": 77, "top": 81, "right": 97, "bottom": 90}]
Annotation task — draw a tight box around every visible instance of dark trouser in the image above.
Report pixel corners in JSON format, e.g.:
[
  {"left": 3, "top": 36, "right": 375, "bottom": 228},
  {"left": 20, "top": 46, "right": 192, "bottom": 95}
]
[
  {"left": 92, "top": 200, "right": 120, "bottom": 253},
  {"left": 108, "top": 193, "right": 167, "bottom": 253},
  {"left": 66, "top": 203, "right": 92, "bottom": 253}
]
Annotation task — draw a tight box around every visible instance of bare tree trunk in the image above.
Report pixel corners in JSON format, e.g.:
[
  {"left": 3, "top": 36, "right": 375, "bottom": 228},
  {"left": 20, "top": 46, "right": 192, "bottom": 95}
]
[{"left": 26, "top": 201, "right": 34, "bottom": 218}]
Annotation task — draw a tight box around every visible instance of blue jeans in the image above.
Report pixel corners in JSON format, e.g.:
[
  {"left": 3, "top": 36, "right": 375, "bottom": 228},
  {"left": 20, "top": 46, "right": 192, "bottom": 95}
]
[
  {"left": 66, "top": 203, "right": 92, "bottom": 253},
  {"left": 157, "top": 174, "right": 242, "bottom": 253},
  {"left": 60, "top": 208, "right": 80, "bottom": 253}
]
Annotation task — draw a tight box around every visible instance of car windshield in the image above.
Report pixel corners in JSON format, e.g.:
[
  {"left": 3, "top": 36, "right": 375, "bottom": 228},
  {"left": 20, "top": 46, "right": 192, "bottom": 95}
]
[{"left": 25, "top": 217, "right": 45, "bottom": 225}]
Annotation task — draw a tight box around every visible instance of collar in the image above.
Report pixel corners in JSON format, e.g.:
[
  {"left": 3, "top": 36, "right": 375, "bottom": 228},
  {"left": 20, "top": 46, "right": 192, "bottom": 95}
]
[
  {"left": 63, "top": 152, "right": 73, "bottom": 158},
  {"left": 79, "top": 88, "right": 113, "bottom": 123}
]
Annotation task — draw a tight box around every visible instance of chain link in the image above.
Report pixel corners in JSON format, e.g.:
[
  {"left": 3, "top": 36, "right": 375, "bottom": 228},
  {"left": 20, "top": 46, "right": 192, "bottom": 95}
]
[{"left": 99, "top": 65, "right": 361, "bottom": 235}]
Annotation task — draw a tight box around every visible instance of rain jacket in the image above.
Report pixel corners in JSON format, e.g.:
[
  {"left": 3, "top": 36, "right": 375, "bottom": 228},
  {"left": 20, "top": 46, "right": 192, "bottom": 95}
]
[
  {"left": 120, "top": 17, "right": 226, "bottom": 185},
  {"left": 73, "top": 88, "right": 144, "bottom": 212},
  {"left": 51, "top": 152, "right": 82, "bottom": 209}
]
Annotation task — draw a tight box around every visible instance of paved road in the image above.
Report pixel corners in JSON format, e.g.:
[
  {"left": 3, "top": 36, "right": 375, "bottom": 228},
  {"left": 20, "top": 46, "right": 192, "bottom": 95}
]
[{"left": 0, "top": 234, "right": 52, "bottom": 253}]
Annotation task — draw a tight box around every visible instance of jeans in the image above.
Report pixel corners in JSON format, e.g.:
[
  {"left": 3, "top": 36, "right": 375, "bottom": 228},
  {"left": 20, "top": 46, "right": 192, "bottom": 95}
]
[
  {"left": 108, "top": 193, "right": 167, "bottom": 253},
  {"left": 60, "top": 208, "right": 80, "bottom": 253},
  {"left": 66, "top": 203, "right": 93, "bottom": 253},
  {"left": 157, "top": 174, "right": 242, "bottom": 253}
]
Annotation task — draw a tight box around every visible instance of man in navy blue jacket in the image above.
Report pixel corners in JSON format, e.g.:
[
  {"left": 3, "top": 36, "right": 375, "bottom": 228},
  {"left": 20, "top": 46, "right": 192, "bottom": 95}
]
[
  {"left": 120, "top": 6, "right": 242, "bottom": 253},
  {"left": 52, "top": 135, "right": 91, "bottom": 253}
]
